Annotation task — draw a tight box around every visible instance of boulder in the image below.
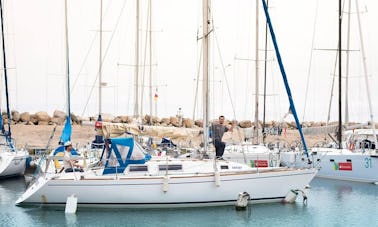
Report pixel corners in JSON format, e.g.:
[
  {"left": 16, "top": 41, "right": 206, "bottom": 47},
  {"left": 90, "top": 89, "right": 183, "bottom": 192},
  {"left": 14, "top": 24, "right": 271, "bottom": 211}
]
[
  {"left": 20, "top": 112, "right": 30, "bottom": 122},
  {"left": 51, "top": 117, "right": 65, "bottom": 125},
  {"left": 35, "top": 111, "right": 51, "bottom": 122},
  {"left": 182, "top": 118, "right": 194, "bottom": 128},
  {"left": 160, "top": 118, "right": 170, "bottom": 125},
  {"left": 195, "top": 119, "right": 203, "bottom": 128},
  {"left": 170, "top": 116, "right": 180, "bottom": 127},
  {"left": 53, "top": 110, "right": 66, "bottom": 119},
  {"left": 152, "top": 116, "right": 160, "bottom": 124},
  {"left": 29, "top": 114, "right": 38, "bottom": 124},
  {"left": 239, "top": 120, "right": 252, "bottom": 128},
  {"left": 12, "top": 111, "right": 20, "bottom": 122}
]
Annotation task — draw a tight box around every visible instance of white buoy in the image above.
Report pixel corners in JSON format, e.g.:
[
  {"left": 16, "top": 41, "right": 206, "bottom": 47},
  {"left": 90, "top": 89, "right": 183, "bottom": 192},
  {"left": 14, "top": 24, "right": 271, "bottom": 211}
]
[
  {"left": 214, "top": 171, "right": 221, "bottom": 187},
  {"left": 163, "top": 176, "right": 169, "bottom": 192},
  {"left": 283, "top": 190, "right": 298, "bottom": 203},
  {"left": 235, "top": 192, "right": 250, "bottom": 210},
  {"left": 65, "top": 194, "right": 78, "bottom": 214}
]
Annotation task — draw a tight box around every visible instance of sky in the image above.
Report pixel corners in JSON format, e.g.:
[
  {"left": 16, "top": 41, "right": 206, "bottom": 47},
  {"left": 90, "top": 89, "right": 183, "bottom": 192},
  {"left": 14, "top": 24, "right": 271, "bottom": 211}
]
[{"left": 1, "top": 0, "right": 378, "bottom": 123}]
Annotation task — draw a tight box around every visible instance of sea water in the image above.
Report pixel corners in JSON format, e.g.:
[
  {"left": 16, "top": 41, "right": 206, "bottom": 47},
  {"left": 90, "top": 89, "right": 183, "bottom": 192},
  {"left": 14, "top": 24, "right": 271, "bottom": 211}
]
[{"left": 0, "top": 177, "right": 377, "bottom": 227}]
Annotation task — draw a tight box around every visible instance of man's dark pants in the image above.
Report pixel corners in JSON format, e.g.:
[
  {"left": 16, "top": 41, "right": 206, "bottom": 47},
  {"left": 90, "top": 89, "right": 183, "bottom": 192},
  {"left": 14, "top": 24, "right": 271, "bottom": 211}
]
[{"left": 214, "top": 139, "right": 225, "bottom": 158}]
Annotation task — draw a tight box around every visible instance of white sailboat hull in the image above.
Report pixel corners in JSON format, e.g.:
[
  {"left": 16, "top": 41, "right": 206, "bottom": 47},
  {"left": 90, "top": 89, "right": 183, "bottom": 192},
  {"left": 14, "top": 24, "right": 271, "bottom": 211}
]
[
  {"left": 0, "top": 151, "right": 28, "bottom": 178},
  {"left": 281, "top": 148, "right": 378, "bottom": 183},
  {"left": 16, "top": 165, "right": 316, "bottom": 208}
]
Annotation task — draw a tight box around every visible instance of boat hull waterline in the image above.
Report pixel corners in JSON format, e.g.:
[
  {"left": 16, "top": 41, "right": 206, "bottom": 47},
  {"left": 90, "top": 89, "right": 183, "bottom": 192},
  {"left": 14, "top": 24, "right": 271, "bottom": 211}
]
[{"left": 16, "top": 168, "right": 316, "bottom": 208}]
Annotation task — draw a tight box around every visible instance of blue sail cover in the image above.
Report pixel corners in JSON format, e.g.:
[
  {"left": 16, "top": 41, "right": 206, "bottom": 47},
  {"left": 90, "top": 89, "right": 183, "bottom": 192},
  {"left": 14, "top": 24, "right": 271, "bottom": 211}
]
[
  {"left": 103, "top": 137, "right": 151, "bottom": 175},
  {"left": 59, "top": 116, "right": 72, "bottom": 144}
]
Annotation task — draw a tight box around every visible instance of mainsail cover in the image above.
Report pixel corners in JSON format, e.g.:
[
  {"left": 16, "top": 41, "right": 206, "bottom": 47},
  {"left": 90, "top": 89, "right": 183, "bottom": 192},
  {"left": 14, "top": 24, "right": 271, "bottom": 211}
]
[{"left": 59, "top": 116, "right": 72, "bottom": 144}]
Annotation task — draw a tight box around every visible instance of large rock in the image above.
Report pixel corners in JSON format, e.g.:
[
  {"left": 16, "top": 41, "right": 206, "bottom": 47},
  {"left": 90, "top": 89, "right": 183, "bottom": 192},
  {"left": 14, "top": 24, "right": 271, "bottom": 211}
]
[
  {"left": 35, "top": 111, "right": 51, "bottom": 122},
  {"left": 20, "top": 112, "right": 30, "bottom": 122},
  {"left": 12, "top": 111, "right": 20, "bottom": 122},
  {"left": 152, "top": 116, "right": 160, "bottom": 124},
  {"left": 71, "top": 113, "right": 81, "bottom": 125},
  {"left": 160, "top": 118, "right": 170, "bottom": 125},
  {"left": 195, "top": 119, "right": 203, "bottom": 127},
  {"left": 170, "top": 116, "right": 180, "bottom": 127},
  {"left": 182, "top": 118, "right": 194, "bottom": 128},
  {"left": 239, "top": 120, "right": 252, "bottom": 128},
  {"left": 51, "top": 117, "right": 65, "bottom": 125},
  {"left": 29, "top": 114, "right": 38, "bottom": 124},
  {"left": 53, "top": 110, "right": 66, "bottom": 119}
]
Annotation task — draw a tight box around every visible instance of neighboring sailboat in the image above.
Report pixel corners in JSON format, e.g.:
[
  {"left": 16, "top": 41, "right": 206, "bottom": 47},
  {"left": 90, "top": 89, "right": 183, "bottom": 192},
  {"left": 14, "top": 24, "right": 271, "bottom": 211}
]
[
  {"left": 0, "top": 0, "right": 29, "bottom": 178},
  {"left": 15, "top": 0, "right": 316, "bottom": 208},
  {"left": 281, "top": 0, "right": 378, "bottom": 184}
]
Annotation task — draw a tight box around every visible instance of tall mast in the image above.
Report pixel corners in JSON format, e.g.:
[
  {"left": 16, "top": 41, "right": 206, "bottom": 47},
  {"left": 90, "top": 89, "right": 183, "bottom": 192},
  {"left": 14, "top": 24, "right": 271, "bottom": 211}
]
[
  {"left": 134, "top": 0, "right": 139, "bottom": 118},
  {"left": 149, "top": 0, "right": 152, "bottom": 125},
  {"left": 254, "top": 0, "right": 260, "bottom": 145},
  {"left": 64, "top": 0, "right": 71, "bottom": 118},
  {"left": 344, "top": 0, "right": 351, "bottom": 125},
  {"left": 262, "top": 0, "right": 269, "bottom": 145},
  {"left": 0, "top": 0, "right": 11, "bottom": 141},
  {"left": 202, "top": 0, "right": 209, "bottom": 153},
  {"left": 98, "top": 0, "right": 103, "bottom": 119},
  {"left": 338, "top": 0, "right": 342, "bottom": 149},
  {"left": 355, "top": 0, "right": 377, "bottom": 150}
]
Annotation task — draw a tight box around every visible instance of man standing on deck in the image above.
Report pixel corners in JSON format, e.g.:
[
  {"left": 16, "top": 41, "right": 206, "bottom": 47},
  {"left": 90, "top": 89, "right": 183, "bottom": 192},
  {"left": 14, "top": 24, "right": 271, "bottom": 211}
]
[{"left": 211, "top": 115, "right": 234, "bottom": 159}]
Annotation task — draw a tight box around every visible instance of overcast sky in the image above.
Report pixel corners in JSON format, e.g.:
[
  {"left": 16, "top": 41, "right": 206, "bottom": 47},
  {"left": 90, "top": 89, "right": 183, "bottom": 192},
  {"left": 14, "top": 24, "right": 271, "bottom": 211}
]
[{"left": 1, "top": 0, "right": 378, "bottom": 123}]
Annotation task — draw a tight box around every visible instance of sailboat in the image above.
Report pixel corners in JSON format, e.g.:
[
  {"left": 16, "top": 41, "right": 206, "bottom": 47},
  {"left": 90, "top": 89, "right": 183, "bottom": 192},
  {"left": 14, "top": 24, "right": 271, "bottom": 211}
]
[
  {"left": 0, "top": 0, "right": 29, "bottom": 178},
  {"left": 15, "top": 0, "right": 316, "bottom": 208},
  {"left": 280, "top": 0, "right": 378, "bottom": 184}
]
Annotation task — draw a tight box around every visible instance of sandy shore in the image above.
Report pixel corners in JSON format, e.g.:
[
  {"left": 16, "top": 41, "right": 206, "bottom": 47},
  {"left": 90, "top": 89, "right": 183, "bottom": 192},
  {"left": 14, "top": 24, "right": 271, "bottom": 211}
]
[{"left": 10, "top": 124, "right": 326, "bottom": 150}]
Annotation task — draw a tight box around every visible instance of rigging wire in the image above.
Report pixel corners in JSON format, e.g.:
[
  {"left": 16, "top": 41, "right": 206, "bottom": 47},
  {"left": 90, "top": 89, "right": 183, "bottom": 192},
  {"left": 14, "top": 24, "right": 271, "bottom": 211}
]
[
  {"left": 140, "top": 1, "right": 151, "bottom": 118},
  {"left": 80, "top": 0, "right": 128, "bottom": 118},
  {"left": 302, "top": 0, "right": 319, "bottom": 122}
]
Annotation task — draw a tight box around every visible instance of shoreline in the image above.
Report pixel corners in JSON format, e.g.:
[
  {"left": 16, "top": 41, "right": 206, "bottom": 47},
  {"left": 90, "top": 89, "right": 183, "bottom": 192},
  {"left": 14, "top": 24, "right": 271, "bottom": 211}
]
[{"left": 11, "top": 124, "right": 329, "bottom": 150}]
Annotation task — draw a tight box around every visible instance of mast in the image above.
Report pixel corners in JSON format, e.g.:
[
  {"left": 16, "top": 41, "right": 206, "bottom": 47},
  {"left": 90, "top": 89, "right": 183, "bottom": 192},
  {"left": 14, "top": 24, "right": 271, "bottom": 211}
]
[
  {"left": 64, "top": 0, "right": 71, "bottom": 118},
  {"left": 149, "top": 0, "right": 152, "bottom": 125},
  {"left": 98, "top": 0, "right": 103, "bottom": 119},
  {"left": 344, "top": 0, "right": 351, "bottom": 125},
  {"left": 59, "top": 0, "right": 72, "bottom": 144},
  {"left": 91, "top": 0, "right": 104, "bottom": 148},
  {"left": 0, "top": 0, "right": 12, "bottom": 145},
  {"left": 202, "top": 0, "right": 209, "bottom": 153},
  {"left": 355, "top": 0, "right": 377, "bottom": 150},
  {"left": 262, "top": 0, "right": 269, "bottom": 145},
  {"left": 338, "top": 0, "right": 342, "bottom": 149},
  {"left": 254, "top": 0, "right": 260, "bottom": 144},
  {"left": 261, "top": 0, "right": 310, "bottom": 160},
  {"left": 134, "top": 0, "right": 139, "bottom": 118}
]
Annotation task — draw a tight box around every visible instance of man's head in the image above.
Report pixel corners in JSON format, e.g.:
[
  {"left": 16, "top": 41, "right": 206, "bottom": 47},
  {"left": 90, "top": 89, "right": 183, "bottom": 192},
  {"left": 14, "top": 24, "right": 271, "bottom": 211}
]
[
  {"left": 219, "top": 115, "right": 225, "bottom": 125},
  {"left": 64, "top": 141, "right": 72, "bottom": 150}
]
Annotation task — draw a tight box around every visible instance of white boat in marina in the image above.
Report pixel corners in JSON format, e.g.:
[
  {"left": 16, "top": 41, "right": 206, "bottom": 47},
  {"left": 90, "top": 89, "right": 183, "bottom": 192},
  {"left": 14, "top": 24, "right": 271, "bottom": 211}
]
[
  {"left": 0, "top": 143, "right": 29, "bottom": 178},
  {"left": 15, "top": 137, "right": 316, "bottom": 208},
  {"left": 0, "top": 1, "right": 30, "bottom": 179},
  {"left": 281, "top": 129, "right": 378, "bottom": 183},
  {"left": 281, "top": 1, "right": 378, "bottom": 184},
  {"left": 16, "top": 0, "right": 317, "bottom": 208}
]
